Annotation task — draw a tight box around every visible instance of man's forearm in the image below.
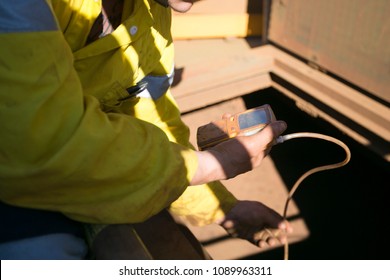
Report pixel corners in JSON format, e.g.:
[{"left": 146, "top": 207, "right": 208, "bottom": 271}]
[{"left": 189, "top": 121, "right": 287, "bottom": 186}]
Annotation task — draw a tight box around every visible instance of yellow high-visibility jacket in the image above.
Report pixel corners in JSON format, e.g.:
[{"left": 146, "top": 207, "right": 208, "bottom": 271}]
[{"left": 0, "top": 0, "right": 237, "bottom": 225}]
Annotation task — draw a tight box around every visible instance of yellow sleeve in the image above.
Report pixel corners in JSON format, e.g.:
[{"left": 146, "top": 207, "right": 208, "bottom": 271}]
[
  {"left": 169, "top": 181, "right": 238, "bottom": 226},
  {"left": 0, "top": 14, "right": 197, "bottom": 224}
]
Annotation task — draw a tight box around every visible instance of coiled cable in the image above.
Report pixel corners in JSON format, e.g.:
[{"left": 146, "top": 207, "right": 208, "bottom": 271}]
[{"left": 276, "top": 132, "right": 351, "bottom": 260}]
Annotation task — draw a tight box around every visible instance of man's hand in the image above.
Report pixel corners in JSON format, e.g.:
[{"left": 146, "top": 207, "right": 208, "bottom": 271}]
[
  {"left": 218, "top": 200, "right": 292, "bottom": 248},
  {"left": 190, "top": 121, "right": 287, "bottom": 186}
]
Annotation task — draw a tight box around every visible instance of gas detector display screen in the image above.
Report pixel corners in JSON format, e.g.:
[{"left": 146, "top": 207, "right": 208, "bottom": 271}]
[{"left": 238, "top": 110, "right": 268, "bottom": 129}]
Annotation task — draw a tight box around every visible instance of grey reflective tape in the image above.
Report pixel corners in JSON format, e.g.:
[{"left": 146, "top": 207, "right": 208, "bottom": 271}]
[
  {"left": 0, "top": 1, "right": 58, "bottom": 33},
  {"left": 137, "top": 69, "right": 174, "bottom": 100}
]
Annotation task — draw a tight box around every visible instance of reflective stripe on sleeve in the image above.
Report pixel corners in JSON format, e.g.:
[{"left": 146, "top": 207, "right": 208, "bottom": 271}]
[
  {"left": 0, "top": 0, "right": 58, "bottom": 33},
  {"left": 136, "top": 68, "right": 174, "bottom": 100}
]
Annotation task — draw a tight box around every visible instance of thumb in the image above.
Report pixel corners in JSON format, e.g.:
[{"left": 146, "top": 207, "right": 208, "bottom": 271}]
[{"left": 251, "top": 121, "right": 287, "bottom": 146}]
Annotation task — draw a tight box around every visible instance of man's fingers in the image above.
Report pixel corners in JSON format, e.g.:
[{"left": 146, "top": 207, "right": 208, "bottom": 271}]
[
  {"left": 244, "top": 121, "right": 287, "bottom": 151},
  {"left": 270, "top": 120, "right": 287, "bottom": 137},
  {"left": 279, "top": 220, "right": 293, "bottom": 233},
  {"left": 254, "top": 227, "right": 289, "bottom": 247},
  {"left": 258, "top": 121, "right": 287, "bottom": 143}
]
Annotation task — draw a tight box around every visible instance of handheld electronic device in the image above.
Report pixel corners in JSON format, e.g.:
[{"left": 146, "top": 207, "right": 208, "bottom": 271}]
[{"left": 196, "top": 104, "right": 276, "bottom": 150}]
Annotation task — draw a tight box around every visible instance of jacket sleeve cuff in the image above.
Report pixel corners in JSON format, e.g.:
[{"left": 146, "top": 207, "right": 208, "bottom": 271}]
[{"left": 169, "top": 180, "right": 238, "bottom": 227}]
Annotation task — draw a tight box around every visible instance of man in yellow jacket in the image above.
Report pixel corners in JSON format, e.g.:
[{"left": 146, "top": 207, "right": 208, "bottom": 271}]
[{"left": 0, "top": 0, "right": 289, "bottom": 259}]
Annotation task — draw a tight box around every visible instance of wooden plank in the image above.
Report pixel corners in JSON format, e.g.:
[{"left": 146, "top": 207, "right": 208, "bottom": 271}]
[
  {"left": 172, "top": 0, "right": 253, "bottom": 14},
  {"left": 171, "top": 0, "right": 263, "bottom": 39},
  {"left": 172, "top": 38, "right": 271, "bottom": 111},
  {"left": 171, "top": 13, "right": 262, "bottom": 39},
  {"left": 174, "top": 74, "right": 271, "bottom": 112},
  {"left": 268, "top": 0, "right": 390, "bottom": 104},
  {"left": 267, "top": 45, "right": 390, "bottom": 161}
]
